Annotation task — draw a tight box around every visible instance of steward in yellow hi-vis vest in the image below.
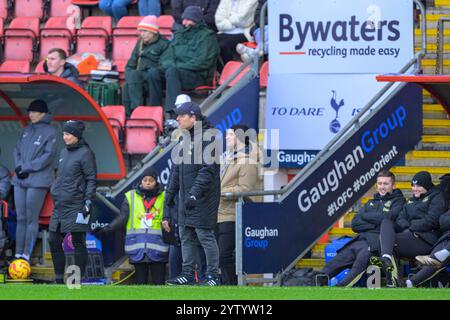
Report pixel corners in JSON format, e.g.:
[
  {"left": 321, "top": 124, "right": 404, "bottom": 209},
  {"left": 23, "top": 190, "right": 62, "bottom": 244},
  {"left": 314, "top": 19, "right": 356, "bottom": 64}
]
[{"left": 92, "top": 167, "right": 168, "bottom": 284}]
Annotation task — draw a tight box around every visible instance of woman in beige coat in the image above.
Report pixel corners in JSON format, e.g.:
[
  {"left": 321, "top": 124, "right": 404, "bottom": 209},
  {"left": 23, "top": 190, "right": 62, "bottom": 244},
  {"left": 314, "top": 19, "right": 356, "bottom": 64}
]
[{"left": 217, "top": 124, "right": 258, "bottom": 284}]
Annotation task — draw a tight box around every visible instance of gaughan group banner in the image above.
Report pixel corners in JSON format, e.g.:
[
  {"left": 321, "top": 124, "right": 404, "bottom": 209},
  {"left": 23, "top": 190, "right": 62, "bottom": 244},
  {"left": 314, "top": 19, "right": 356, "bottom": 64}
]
[{"left": 269, "top": 0, "right": 414, "bottom": 74}]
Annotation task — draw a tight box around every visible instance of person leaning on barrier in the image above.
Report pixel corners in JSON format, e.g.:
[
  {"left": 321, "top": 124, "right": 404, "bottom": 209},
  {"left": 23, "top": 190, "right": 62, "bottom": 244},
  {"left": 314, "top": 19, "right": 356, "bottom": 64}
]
[
  {"left": 216, "top": 124, "right": 258, "bottom": 285},
  {"left": 48, "top": 120, "right": 97, "bottom": 284},
  {"left": 371, "top": 171, "right": 447, "bottom": 287},
  {"left": 93, "top": 166, "right": 169, "bottom": 285},
  {"left": 311, "top": 170, "right": 405, "bottom": 287},
  {"left": 406, "top": 208, "right": 450, "bottom": 287},
  {"left": 164, "top": 101, "right": 221, "bottom": 286},
  {"left": 13, "top": 100, "right": 57, "bottom": 263},
  {"left": 123, "top": 15, "right": 170, "bottom": 116}
]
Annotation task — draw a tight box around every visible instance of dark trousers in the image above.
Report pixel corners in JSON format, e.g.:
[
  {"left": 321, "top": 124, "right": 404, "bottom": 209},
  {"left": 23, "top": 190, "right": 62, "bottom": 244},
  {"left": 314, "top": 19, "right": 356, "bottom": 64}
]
[
  {"left": 321, "top": 239, "right": 371, "bottom": 287},
  {"left": 123, "top": 69, "right": 153, "bottom": 115},
  {"left": 133, "top": 262, "right": 166, "bottom": 285},
  {"left": 410, "top": 239, "right": 450, "bottom": 286},
  {"left": 380, "top": 219, "right": 433, "bottom": 259},
  {"left": 168, "top": 243, "right": 207, "bottom": 281},
  {"left": 216, "top": 222, "right": 237, "bottom": 285},
  {"left": 147, "top": 67, "right": 206, "bottom": 111},
  {"left": 49, "top": 224, "right": 87, "bottom": 283},
  {"left": 216, "top": 33, "right": 247, "bottom": 70}
]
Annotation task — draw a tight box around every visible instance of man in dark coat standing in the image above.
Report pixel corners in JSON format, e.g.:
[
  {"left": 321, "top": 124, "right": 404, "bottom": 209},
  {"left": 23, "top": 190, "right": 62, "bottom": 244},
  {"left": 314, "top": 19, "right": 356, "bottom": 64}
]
[
  {"left": 313, "top": 171, "right": 405, "bottom": 287},
  {"left": 49, "top": 120, "right": 97, "bottom": 284},
  {"left": 164, "top": 102, "right": 221, "bottom": 286}
]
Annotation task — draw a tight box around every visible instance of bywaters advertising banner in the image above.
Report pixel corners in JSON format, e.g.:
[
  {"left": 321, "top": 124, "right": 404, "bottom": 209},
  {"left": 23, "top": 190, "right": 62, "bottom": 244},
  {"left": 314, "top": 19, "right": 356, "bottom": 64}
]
[
  {"left": 265, "top": 73, "right": 386, "bottom": 167},
  {"left": 269, "top": 0, "right": 414, "bottom": 74},
  {"left": 242, "top": 84, "right": 422, "bottom": 274}
]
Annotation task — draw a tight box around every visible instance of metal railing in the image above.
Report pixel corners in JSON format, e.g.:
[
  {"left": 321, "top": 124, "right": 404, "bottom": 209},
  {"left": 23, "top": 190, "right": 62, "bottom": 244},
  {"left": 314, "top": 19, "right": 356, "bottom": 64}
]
[{"left": 436, "top": 17, "right": 450, "bottom": 74}]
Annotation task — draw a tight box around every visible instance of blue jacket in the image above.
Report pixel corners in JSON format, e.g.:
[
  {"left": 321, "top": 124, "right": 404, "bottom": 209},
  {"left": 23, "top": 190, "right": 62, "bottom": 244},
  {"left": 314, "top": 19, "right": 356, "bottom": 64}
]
[{"left": 13, "top": 114, "right": 57, "bottom": 188}]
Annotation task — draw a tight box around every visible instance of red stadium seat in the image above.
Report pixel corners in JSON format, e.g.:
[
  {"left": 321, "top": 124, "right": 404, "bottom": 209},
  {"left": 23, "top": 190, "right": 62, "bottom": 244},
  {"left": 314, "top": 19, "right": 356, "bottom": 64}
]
[
  {"left": 14, "top": 0, "right": 45, "bottom": 20},
  {"left": 157, "top": 15, "right": 174, "bottom": 40},
  {"left": 102, "top": 105, "right": 126, "bottom": 144},
  {"left": 124, "top": 106, "right": 163, "bottom": 154},
  {"left": 34, "top": 60, "right": 45, "bottom": 73},
  {"left": 50, "top": 0, "right": 75, "bottom": 17},
  {"left": 76, "top": 16, "right": 112, "bottom": 58},
  {"left": 0, "top": 0, "right": 10, "bottom": 21},
  {"left": 112, "top": 16, "right": 141, "bottom": 76},
  {"left": 39, "top": 192, "right": 54, "bottom": 226},
  {"left": 259, "top": 60, "right": 269, "bottom": 88},
  {"left": 0, "top": 17, "right": 40, "bottom": 73},
  {"left": 40, "top": 16, "right": 75, "bottom": 60},
  {"left": 71, "top": 0, "right": 98, "bottom": 5},
  {"left": 219, "top": 61, "right": 250, "bottom": 87}
]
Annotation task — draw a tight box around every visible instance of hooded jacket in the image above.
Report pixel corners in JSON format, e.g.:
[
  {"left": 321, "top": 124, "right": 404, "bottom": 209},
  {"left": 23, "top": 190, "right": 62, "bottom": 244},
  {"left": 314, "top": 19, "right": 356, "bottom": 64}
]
[
  {"left": 49, "top": 138, "right": 97, "bottom": 233},
  {"left": 349, "top": 189, "right": 406, "bottom": 253},
  {"left": 165, "top": 119, "right": 221, "bottom": 229},
  {"left": 171, "top": 0, "right": 219, "bottom": 31},
  {"left": 44, "top": 62, "right": 82, "bottom": 87},
  {"left": 395, "top": 186, "right": 447, "bottom": 246},
  {"left": 13, "top": 113, "right": 57, "bottom": 188}
]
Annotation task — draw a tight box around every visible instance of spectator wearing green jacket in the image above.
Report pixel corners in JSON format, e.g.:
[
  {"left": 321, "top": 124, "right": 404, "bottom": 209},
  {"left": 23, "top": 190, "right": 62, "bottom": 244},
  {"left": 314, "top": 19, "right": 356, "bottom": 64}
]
[
  {"left": 123, "top": 15, "right": 170, "bottom": 115},
  {"left": 147, "top": 6, "right": 220, "bottom": 118}
]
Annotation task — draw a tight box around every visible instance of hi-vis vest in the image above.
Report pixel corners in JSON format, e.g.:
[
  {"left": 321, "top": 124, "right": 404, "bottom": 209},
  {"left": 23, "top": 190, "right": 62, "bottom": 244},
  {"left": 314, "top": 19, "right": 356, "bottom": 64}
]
[{"left": 124, "top": 190, "right": 169, "bottom": 262}]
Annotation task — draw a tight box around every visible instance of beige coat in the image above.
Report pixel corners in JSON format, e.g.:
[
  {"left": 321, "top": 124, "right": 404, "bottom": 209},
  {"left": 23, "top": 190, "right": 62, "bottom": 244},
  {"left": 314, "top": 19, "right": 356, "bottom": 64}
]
[{"left": 218, "top": 148, "right": 258, "bottom": 223}]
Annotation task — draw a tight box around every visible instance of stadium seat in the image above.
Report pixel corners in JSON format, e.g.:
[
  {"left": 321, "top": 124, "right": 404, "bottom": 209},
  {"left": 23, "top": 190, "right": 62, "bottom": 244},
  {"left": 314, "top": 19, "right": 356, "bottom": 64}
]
[
  {"left": 124, "top": 106, "right": 163, "bottom": 154},
  {"left": 76, "top": 16, "right": 112, "bottom": 58},
  {"left": 50, "top": 0, "right": 75, "bottom": 17},
  {"left": 14, "top": 0, "right": 45, "bottom": 20},
  {"left": 112, "top": 16, "right": 141, "bottom": 76},
  {"left": 40, "top": 16, "right": 75, "bottom": 61},
  {"left": 102, "top": 105, "right": 126, "bottom": 144},
  {"left": 70, "top": 0, "right": 99, "bottom": 5},
  {"left": 157, "top": 15, "right": 174, "bottom": 40},
  {"left": 189, "top": 69, "right": 218, "bottom": 94},
  {"left": 219, "top": 61, "right": 250, "bottom": 87},
  {"left": 260, "top": 60, "right": 269, "bottom": 88},
  {"left": 39, "top": 192, "right": 54, "bottom": 226},
  {"left": 0, "top": 17, "right": 40, "bottom": 73},
  {"left": 34, "top": 60, "right": 45, "bottom": 73},
  {"left": 0, "top": 0, "right": 10, "bottom": 21}
]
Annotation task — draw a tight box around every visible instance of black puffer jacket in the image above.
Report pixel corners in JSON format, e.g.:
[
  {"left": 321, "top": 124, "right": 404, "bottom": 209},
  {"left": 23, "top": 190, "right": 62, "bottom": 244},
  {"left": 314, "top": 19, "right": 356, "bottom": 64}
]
[
  {"left": 44, "top": 62, "right": 82, "bottom": 87},
  {"left": 433, "top": 209, "right": 450, "bottom": 248},
  {"left": 49, "top": 138, "right": 97, "bottom": 233},
  {"left": 347, "top": 189, "right": 405, "bottom": 253},
  {"left": 395, "top": 187, "right": 447, "bottom": 246},
  {"left": 166, "top": 119, "right": 220, "bottom": 229}
]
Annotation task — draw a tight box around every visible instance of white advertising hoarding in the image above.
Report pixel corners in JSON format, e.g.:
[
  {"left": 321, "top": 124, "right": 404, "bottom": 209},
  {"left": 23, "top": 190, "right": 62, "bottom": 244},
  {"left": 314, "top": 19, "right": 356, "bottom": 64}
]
[{"left": 269, "top": 0, "right": 414, "bottom": 74}]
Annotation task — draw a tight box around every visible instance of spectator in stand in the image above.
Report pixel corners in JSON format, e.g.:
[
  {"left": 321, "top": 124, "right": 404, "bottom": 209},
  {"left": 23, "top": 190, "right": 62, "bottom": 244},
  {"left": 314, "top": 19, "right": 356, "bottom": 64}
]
[
  {"left": 49, "top": 120, "right": 97, "bottom": 284},
  {"left": 311, "top": 171, "right": 405, "bottom": 287},
  {"left": 217, "top": 124, "right": 258, "bottom": 285},
  {"left": 139, "top": 0, "right": 162, "bottom": 16},
  {"left": 215, "top": 0, "right": 258, "bottom": 70},
  {"left": 123, "top": 15, "right": 169, "bottom": 116},
  {"left": 171, "top": 0, "right": 219, "bottom": 31},
  {"left": 406, "top": 208, "right": 450, "bottom": 287},
  {"left": 44, "top": 48, "right": 81, "bottom": 86},
  {"left": 93, "top": 167, "right": 169, "bottom": 285},
  {"left": 371, "top": 171, "right": 447, "bottom": 287},
  {"left": 13, "top": 100, "right": 57, "bottom": 263},
  {"left": 164, "top": 102, "right": 221, "bottom": 286},
  {"left": 236, "top": 0, "right": 268, "bottom": 62},
  {"left": 99, "top": 0, "right": 133, "bottom": 22},
  {"left": 147, "top": 6, "right": 219, "bottom": 119}
]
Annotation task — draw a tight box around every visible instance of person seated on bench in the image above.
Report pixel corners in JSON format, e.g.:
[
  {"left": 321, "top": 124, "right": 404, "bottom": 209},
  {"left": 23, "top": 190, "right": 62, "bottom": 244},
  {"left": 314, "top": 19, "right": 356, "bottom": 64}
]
[{"left": 44, "top": 48, "right": 82, "bottom": 86}]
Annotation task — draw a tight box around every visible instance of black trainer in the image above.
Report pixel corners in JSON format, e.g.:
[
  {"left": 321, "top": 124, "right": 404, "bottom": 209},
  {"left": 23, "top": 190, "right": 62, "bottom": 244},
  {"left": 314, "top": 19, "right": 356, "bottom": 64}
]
[
  {"left": 166, "top": 275, "right": 196, "bottom": 286},
  {"left": 200, "top": 274, "right": 221, "bottom": 286}
]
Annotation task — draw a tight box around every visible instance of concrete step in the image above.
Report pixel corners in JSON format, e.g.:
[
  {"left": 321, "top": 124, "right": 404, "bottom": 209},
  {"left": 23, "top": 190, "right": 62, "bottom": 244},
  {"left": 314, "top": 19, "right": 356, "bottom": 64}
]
[
  {"left": 329, "top": 227, "right": 356, "bottom": 238},
  {"left": 436, "top": 0, "right": 450, "bottom": 8},
  {"left": 296, "top": 258, "right": 325, "bottom": 270},
  {"left": 422, "top": 134, "right": 450, "bottom": 143},
  {"left": 423, "top": 104, "right": 448, "bottom": 119},
  {"left": 405, "top": 150, "right": 450, "bottom": 166}
]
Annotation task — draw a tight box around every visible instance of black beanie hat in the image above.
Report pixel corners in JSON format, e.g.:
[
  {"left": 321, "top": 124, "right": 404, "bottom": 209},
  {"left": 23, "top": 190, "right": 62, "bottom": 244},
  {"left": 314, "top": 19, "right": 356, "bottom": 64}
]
[
  {"left": 181, "top": 6, "right": 204, "bottom": 23},
  {"left": 63, "top": 120, "right": 85, "bottom": 139},
  {"left": 411, "top": 171, "right": 433, "bottom": 191},
  {"left": 27, "top": 99, "right": 48, "bottom": 113},
  {"left": 141, "top": 166, "right": 158, "bottom": 181}
]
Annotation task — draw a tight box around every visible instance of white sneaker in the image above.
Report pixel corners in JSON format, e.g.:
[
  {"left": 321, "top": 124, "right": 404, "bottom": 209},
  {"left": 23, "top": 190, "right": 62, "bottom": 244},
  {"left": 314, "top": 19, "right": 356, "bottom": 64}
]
[{"left": 415, "top": 255, "right": 443, "bottom": 267}]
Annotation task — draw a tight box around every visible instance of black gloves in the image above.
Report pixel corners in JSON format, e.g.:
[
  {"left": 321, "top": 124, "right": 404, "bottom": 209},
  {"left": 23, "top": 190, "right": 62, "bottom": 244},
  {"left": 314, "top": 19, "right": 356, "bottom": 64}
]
[
  {"left": 15, "top": 166, "right": 29, "bottom": 180},
  {"left": 185, "top": 195, "right": 196, "bottom": 210},
  {"left": 165, "top": 193, "right": 175, "bottom": 208},
  {"left": 92, "top": 225, "right": 112, "bottom": 238},
  {"left": 83, "top": 200, "right": 92, "bottom": 218}
]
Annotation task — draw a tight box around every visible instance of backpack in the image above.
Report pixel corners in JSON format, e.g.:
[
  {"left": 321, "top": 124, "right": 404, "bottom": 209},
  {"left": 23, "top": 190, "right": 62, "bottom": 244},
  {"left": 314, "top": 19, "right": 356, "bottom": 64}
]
[{"left": 280, "top": 268, "right": 320, "bottom": 286}]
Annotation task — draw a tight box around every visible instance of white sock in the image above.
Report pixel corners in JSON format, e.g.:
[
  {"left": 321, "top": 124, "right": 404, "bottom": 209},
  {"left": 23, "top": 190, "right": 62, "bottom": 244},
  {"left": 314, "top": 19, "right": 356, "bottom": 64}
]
[
  {"left": 15, "top": 254, "right": 22, "bottom": 259},
  {"left": 406, "top": 279, "right": 413, "bottom": 288},
  {"left": 22, "top": 254, "right": 30, "bottom": 261},
  {"left": 434, "top": 249, "right": 450, "bottom": 262},
  {"left": 382, "top": 254, "right": 392, "bottom": 260}
]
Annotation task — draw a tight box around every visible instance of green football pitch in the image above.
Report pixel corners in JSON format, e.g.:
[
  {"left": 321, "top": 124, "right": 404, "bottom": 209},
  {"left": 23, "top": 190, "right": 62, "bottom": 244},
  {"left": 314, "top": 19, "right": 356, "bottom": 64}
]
[{"left": 0, "top": 285, "right": 449, "bottom": 300}]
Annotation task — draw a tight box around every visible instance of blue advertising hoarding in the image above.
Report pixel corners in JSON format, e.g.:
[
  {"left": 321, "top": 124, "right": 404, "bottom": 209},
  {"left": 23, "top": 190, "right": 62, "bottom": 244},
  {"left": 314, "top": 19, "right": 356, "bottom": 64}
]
[{"left": 242, "top": 83, "right": 422, "bottom": 274}]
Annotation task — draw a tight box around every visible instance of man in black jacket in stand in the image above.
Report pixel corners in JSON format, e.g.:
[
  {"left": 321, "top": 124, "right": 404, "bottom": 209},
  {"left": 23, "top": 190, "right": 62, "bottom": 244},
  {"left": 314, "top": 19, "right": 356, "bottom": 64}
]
[{"left": 313, "top": 170, "right": 405, "bottom": 287}]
